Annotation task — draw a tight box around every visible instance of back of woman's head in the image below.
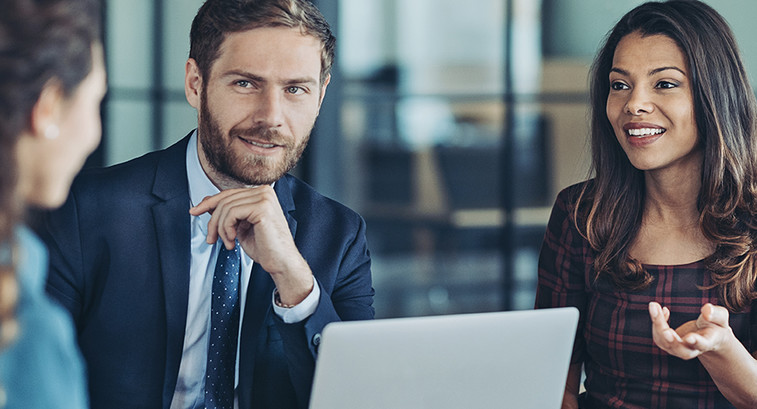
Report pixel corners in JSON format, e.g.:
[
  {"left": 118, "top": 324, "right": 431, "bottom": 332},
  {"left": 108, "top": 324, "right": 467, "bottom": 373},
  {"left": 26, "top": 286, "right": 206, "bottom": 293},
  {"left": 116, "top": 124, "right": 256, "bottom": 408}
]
[
  {"left": 0, "top": 0, "right": 101, "bottom": 345},
  {"left": 0, "top": 0, "right": 101, "bottom": 235}
]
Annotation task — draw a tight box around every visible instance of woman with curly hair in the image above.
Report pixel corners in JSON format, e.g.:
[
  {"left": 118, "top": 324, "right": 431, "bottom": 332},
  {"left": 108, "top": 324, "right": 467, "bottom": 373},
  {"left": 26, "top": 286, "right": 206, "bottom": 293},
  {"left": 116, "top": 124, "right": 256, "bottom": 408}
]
[{"left": 0, "top": 0, "right": 105, "bottom": 407}]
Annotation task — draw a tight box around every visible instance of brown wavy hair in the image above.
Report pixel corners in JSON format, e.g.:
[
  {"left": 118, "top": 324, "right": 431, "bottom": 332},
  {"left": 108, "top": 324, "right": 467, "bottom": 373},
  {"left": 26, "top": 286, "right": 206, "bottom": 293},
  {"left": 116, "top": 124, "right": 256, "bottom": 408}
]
[
  {"left": 0, "top": 0, "right": 101, "bottom": 346},
  {"left": 579, "top": 0, "right": 757, "bottom": 312}
]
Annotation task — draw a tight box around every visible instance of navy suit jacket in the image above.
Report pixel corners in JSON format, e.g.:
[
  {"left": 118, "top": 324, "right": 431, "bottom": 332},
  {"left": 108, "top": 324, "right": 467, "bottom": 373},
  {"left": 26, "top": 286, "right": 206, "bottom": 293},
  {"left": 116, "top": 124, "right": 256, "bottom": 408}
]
[{"left": 35, "top": 134, "right": 375, "bottom": 409}]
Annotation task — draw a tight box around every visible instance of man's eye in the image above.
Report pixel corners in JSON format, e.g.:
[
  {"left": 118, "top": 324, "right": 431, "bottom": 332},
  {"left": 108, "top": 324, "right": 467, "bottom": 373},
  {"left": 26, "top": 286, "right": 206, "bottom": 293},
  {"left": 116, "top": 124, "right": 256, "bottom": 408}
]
[
  {"left": 286, "top": 86, "right": 304, "bottom": 94},
  {"left": 236, "top": 80, "right": 251, "bottom": 88}
]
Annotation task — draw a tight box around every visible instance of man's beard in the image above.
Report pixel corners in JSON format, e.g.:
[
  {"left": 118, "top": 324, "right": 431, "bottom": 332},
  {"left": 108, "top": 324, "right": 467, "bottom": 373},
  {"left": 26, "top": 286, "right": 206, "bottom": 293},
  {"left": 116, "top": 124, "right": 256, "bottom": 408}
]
[{"left": 198, "top": 92, "right": 310, "bottom": 186}]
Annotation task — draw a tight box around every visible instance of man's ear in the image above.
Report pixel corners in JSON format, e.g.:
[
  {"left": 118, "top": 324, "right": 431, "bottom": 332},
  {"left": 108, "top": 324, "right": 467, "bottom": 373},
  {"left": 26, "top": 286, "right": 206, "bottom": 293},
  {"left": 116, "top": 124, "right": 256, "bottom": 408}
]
[
  {"left": 185, "top": 58, "right": 203, "bottom": 109},
  {"left": 30, "top": 81, "right": 64, "bottom": 139},
  {"left": 318, "top": 74, "right": 331, "bottom": 107}
]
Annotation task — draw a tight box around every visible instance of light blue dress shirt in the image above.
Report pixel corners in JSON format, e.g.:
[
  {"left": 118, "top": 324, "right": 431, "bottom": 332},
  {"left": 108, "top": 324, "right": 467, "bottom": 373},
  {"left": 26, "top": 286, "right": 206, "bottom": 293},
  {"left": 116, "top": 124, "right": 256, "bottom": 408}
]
[
  {"left": 0, "top": 226, "right": 88, "bottom": 409},
  {"left": 170, "top": 131, "right": 320, "bottom": 409}
]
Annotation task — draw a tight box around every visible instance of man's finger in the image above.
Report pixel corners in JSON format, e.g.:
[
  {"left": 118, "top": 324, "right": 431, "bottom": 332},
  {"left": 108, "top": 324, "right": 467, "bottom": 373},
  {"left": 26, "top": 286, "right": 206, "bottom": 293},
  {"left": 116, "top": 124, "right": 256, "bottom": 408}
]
[{"left": 189, "top": 188, "right": 260, "bottom": 215}]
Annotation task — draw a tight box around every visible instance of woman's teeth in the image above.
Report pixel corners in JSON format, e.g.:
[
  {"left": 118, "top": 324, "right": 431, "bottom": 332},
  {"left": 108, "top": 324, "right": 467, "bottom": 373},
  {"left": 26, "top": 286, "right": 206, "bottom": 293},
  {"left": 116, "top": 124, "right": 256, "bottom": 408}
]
[{"left": 627, "top": 128, "right": 665, "bottom": 137}]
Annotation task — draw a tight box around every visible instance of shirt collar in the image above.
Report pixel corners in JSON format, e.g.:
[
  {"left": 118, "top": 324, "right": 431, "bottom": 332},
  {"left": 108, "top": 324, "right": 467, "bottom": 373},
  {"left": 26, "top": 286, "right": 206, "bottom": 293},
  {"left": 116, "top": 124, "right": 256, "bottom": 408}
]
[{"left": 186, "top": 130, "right": 219, "bottom": 236}]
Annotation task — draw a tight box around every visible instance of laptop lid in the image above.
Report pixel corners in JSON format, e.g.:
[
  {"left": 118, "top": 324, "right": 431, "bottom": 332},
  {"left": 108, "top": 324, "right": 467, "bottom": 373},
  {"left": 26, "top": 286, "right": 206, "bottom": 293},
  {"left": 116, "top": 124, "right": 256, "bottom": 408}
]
[{"left": 309, "top": 307, "right": 579, "bottom": 409}]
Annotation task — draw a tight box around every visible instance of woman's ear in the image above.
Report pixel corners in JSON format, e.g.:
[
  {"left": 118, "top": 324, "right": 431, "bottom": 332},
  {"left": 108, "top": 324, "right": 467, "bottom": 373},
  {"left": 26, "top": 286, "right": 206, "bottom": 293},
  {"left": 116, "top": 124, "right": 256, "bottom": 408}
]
[{"left": 30, "top": 81, "right": 64, "bottom": 140}]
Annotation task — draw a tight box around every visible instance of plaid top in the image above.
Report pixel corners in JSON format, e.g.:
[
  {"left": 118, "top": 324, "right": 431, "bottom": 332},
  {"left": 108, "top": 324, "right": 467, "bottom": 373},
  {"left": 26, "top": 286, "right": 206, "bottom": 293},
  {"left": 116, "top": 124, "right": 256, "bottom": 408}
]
[{"left": 536, "top": 182, "right": 757, "bottom": 409}]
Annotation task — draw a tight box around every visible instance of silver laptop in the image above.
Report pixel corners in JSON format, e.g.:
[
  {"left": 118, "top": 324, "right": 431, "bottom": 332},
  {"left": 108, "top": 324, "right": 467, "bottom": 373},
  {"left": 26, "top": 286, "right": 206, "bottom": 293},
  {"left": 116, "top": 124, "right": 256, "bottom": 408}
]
[{"left": 309, "top": 307, "right": 579, "bottom": 409}]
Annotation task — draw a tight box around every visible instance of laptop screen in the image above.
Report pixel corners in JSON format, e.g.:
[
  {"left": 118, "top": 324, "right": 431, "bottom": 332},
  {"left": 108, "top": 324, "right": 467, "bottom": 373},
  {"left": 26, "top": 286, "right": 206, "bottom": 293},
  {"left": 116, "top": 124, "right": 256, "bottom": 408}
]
[{"left": 310, "top": 307, "right": 578, "bottom": 409}]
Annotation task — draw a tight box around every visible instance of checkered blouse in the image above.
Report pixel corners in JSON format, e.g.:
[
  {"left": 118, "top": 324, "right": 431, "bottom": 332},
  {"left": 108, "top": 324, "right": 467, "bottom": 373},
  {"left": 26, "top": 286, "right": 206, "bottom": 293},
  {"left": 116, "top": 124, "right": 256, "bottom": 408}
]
[{"left": 536, "top": 181, "right": 757, "bottom": 409}]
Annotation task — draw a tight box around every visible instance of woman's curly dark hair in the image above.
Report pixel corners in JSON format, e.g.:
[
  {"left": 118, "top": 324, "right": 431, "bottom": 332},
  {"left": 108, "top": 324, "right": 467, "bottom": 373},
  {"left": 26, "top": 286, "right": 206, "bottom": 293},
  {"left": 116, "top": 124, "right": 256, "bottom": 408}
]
[{"left": 0, "top": 0, "right": 101, "bottom": 346}]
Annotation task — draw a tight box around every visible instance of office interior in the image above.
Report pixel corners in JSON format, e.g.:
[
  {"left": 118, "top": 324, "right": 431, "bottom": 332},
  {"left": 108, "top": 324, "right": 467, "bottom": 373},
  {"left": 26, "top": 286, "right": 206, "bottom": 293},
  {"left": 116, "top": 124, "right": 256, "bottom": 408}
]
[{"left": 96, "top": 0, "right": 757, "bottom": 318}]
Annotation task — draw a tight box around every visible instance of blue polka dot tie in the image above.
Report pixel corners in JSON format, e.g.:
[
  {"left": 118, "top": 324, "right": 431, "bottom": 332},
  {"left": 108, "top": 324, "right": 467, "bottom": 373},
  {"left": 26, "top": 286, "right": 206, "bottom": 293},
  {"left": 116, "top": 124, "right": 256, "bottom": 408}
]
[{"left": 205, "top": 243, "right": 241, "bottom": 409}]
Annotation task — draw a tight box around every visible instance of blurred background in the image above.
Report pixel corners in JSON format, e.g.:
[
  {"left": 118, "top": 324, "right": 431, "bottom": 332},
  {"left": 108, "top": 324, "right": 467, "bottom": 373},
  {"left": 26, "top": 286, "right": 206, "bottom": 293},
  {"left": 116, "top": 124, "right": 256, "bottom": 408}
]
[{"left": 95, "top": 0, "right": 757, "bottom": 318}]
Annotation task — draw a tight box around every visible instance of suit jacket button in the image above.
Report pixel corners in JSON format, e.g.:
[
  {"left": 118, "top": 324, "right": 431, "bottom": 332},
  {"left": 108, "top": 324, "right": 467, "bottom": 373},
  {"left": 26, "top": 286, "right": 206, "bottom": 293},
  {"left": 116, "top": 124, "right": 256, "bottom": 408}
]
[{"left": 312, "top": 333, "right": 322, "bottom": 347}]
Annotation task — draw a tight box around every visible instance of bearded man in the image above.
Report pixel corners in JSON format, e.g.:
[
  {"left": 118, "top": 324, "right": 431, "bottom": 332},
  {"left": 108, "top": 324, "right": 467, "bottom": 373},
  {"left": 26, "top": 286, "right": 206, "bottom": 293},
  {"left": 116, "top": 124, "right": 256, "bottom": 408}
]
[{"left": 35, "top": 1, "right": 374, "bottom": 409}]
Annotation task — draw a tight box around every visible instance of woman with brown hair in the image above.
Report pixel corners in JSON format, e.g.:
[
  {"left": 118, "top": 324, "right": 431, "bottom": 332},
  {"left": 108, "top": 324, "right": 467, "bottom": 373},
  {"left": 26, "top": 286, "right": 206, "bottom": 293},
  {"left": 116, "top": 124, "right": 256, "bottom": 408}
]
[
  {"left": 0, "top": 0, "right": 106, "bottom": 407},
  {"left": 537, "top": 1, "right": 757, "bottom": 408}
]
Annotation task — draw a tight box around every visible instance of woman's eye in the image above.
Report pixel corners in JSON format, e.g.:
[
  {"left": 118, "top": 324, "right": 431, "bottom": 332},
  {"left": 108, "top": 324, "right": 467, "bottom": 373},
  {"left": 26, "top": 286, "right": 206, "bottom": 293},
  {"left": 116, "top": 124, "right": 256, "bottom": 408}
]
[
  {"left": 610, "top": 81, "right": 628, "bottom": 91},
  {"left": 656, "top": 81, "right": 677, "bottom": 89}
]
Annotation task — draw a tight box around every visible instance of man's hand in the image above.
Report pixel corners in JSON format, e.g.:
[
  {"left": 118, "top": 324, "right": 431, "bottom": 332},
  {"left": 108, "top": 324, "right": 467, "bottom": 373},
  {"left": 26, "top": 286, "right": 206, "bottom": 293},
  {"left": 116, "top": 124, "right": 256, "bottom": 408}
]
[
  {"left": 649, "top": 301, "right": 733, "bottom": 360},
  {"left": 190, "top": 185, "right": 314, "bottom": 305}
]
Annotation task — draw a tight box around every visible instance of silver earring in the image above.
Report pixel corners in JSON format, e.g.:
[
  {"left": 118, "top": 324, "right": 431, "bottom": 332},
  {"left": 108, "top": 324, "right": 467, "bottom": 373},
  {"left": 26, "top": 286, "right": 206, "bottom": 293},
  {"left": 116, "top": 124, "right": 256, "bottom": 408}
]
[{"left": 44, "top": 124, "right": 59, "bottom": 140}]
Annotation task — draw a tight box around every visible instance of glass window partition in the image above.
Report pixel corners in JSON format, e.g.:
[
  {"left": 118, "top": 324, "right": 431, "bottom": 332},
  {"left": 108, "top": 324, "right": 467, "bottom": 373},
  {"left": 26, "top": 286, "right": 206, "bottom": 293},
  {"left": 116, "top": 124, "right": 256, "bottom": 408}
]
[{"left": 336, "top": 0, "right": 554, "bottom": 318}]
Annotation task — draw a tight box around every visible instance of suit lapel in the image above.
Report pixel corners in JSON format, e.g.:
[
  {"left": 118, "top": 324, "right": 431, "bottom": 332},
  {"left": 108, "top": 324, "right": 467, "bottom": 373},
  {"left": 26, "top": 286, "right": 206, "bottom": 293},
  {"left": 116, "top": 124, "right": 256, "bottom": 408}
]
[
  {"left": 149, "top": 135, "right": 193, "bottom": 409},
  {"left": 275, "top": 175, "right": 298, "bottom": 238},
  {"left": 238, "top": 175, "right": 298, "bottom": 408}
]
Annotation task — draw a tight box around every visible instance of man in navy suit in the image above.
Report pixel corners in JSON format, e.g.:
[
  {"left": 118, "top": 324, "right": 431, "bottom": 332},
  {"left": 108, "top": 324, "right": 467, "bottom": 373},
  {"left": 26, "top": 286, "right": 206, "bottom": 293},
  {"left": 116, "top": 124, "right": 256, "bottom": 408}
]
[{"left": 35, "top": 1, "right": 374, "bottom": 408}]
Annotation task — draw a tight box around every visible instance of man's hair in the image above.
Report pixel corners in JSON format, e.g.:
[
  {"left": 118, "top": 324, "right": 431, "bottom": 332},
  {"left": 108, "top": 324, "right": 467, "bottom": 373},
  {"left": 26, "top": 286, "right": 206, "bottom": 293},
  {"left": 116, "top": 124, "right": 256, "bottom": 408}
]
[{"left": 189, "top": 0, "right": 335, "bottom": 85}]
